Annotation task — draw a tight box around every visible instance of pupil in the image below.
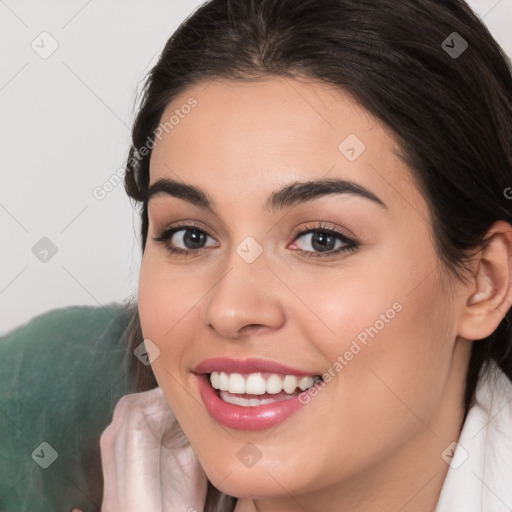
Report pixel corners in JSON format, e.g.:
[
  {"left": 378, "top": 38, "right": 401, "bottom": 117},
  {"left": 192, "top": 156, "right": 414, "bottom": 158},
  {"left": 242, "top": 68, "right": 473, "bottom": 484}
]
[
  {"left": 312, "top": 232, "right": 335, "bottom": 252},
  {"left": 184, "top": 229, "right": 205, "bottom": 249}
]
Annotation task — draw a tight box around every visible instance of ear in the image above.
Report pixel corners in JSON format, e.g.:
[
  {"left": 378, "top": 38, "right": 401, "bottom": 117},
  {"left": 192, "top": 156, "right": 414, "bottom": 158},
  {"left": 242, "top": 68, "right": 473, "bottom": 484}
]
[{"left": 458, "top": 220, "right": 512, "bottom": 341}]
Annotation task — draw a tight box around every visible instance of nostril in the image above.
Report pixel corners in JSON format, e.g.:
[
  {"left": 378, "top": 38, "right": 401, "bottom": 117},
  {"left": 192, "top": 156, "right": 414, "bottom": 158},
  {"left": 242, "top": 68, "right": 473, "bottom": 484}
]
[{"left": 239, "top": 324, "right": 267, "bottom": 335}]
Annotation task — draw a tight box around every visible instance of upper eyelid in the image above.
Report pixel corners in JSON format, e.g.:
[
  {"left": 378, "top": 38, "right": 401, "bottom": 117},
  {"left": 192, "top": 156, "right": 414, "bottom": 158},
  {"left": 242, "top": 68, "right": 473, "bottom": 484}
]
[
  {"left": 160, "top": 220, "right": 220, "bottom": 239},
  {"left": 147, "top": 201, "right": 365, "bottom": 239},
  {"left": 291, "top": 221, "right": 356, "bottom": 240},
  {"left": 147, "top": 203, "right": 234, "bottom": 236}
]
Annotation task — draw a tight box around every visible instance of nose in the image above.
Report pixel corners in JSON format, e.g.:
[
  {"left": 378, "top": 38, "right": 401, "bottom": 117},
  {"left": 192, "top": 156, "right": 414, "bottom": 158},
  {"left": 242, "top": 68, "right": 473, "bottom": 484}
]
[{"left": 201, "top": 251, "right": 286, "bottom": 339}]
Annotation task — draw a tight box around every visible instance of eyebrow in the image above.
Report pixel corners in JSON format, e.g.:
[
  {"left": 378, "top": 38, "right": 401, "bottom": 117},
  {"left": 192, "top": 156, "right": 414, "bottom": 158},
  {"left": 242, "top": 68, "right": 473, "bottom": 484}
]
[{"left": 146, "top": 177, "right": 388, "bottom": 213}]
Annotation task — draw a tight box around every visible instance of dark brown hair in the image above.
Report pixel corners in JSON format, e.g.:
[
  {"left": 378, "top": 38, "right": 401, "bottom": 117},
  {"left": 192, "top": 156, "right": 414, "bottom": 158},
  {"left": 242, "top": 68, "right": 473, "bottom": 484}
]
[{"left": 122, "top": 0, "right": 512, "bottom": 508}]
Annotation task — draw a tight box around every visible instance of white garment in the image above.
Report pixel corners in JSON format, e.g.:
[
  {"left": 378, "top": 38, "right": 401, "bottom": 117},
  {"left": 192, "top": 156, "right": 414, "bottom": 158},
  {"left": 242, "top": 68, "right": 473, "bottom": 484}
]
[{"left": 435, "top": 362, "right": 512, "bottom": 512}]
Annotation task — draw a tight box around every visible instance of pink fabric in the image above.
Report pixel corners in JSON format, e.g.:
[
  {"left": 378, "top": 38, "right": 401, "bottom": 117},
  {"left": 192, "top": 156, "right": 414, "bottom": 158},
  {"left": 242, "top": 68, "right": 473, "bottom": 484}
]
[{"left": 100, "top": 387, "right": 208, "bottom": 511}]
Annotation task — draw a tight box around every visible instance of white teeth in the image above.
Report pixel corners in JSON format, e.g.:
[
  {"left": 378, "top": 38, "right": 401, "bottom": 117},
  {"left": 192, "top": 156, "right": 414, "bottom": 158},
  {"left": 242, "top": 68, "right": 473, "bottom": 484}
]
[
  {"left": 210, "top": 371, "right": 220, "bottom": 389},
  {"left": 282, "top": 375, "right": 298, "bottom": 394},
  {"left": 228, "top": 373, "right": 245, "bottom": 394},
  {"left": 245, "top": 374, "right": 267, "bottom": 395},
  {"left": 266, "top": 374, "right": 283, "bottom": 394},
  {"left": 298, "top": 376, "right": 314, "bottom": 391},
  {"left": 219, "top": 371, "right": 229, "bottom": 390},
  {"left": 209, "top": 371, "right": 319, "bottom": 396},
  {"left": 219, "top": 391, "right": 294, "bottom": 407}
]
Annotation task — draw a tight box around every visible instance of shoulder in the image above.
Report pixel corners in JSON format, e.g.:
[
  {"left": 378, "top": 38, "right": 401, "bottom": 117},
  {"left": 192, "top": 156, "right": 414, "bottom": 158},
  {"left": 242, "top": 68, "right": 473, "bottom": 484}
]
[{"left": 1, "top": 302, "right": 130, "bottom": 347}]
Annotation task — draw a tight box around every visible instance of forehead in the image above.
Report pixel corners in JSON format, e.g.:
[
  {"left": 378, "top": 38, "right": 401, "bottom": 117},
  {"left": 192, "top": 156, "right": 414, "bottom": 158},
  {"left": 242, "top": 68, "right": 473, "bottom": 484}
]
[{"left": 148, "top": 77, "right": 425, "bottom": 216}]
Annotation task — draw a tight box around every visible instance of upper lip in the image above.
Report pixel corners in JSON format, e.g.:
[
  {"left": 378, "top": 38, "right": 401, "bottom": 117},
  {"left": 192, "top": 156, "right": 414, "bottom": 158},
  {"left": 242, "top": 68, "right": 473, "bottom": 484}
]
[{"left": 192, "top": 357, "right": 322, "bottom": 376}]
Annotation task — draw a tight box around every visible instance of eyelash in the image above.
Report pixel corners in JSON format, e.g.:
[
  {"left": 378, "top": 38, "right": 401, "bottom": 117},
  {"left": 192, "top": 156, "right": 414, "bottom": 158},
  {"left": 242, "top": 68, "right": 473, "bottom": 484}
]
[{"left": 152, "top": 221, "right": 359, "bottom": 259}]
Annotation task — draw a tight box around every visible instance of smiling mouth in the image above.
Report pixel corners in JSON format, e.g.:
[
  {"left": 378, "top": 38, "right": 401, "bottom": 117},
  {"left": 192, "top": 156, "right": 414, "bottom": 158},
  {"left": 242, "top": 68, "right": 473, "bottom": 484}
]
[{"left": 207, "top": 371, "right": 323, "bottom": 407}]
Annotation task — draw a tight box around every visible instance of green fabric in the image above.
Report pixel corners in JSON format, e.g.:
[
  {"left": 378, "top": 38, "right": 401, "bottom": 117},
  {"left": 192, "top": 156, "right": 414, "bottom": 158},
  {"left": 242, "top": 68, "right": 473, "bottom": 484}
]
[{"left": 0, "top": 303, "right": 137, "bottom": 512}]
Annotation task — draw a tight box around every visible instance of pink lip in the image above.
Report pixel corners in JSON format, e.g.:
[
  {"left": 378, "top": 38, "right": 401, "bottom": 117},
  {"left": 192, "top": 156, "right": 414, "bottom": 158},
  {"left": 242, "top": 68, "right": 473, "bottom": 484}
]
[
  {"left": 194, "top": 373, "right": 313, "bottom": 430},
  {"left": 192, "top": 357, "right": 321, "bottom": 377}
]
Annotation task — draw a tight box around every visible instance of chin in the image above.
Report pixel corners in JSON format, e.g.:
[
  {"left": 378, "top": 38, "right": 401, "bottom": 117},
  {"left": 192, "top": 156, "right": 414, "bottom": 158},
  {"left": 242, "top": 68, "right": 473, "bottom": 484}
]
[{"left": 198, "top": 456, "right": 307, "bottom": 499}]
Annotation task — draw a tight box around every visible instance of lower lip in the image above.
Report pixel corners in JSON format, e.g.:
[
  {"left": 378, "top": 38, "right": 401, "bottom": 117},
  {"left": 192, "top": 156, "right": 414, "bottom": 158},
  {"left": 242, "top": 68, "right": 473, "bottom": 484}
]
[{"left": 195, "top": 374, "right": 311, "bottom": 431}]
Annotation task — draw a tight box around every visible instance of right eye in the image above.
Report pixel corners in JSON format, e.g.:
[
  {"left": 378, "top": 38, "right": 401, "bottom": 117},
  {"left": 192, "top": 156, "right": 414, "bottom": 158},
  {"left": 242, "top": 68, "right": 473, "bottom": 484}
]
[{"left": 153, "top": 225, "right": 219, "bottom": 256}]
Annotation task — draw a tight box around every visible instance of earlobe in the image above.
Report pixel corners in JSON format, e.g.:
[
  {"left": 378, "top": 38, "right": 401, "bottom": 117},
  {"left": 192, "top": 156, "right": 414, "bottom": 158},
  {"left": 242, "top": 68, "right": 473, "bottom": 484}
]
[{"left": 458, "top": 220, "right": 512, "bottom": 341}]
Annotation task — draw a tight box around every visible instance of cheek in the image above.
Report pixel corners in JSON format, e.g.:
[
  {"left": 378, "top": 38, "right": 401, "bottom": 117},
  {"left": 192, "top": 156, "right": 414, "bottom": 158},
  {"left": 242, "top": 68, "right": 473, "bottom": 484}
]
[
  {"left": 287, "top": 260, "right": 407, "bottom": 367},
  {"left": 137, "top": 255, "right": 199, "bottom": 415},
  {"left": 292, "top": 243, "right": 454, "bottom": 420},
  {"left": 138, "top": 253, "right": 203, "bottom": 348},
  {"left": 137, "top": 254, "right": 201, "bottom": 407}
]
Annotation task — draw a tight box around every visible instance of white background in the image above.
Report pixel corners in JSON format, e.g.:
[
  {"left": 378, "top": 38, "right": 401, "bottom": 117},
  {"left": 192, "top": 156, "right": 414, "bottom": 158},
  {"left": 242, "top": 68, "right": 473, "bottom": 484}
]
[{"left": 1, "top": 0, "right": 511, "bottom": 335}]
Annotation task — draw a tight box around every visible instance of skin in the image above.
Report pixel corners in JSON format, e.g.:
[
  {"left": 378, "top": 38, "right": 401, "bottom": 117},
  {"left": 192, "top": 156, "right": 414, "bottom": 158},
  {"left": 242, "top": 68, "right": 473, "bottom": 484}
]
[{"left": 137, "top": 76, "right": 512, "bottom": 512}]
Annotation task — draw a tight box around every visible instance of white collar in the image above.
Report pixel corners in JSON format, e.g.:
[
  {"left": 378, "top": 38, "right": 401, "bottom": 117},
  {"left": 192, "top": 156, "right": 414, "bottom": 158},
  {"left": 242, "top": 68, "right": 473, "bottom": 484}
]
[{"left": 435, "top": 361, "right": 512, "bottom": 512}]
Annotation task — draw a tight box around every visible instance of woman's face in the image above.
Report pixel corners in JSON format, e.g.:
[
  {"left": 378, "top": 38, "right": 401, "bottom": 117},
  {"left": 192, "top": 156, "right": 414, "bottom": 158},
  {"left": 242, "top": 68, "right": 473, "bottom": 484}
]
[{"left": 138, "top": 77, "right": 471, "bottom": 503}]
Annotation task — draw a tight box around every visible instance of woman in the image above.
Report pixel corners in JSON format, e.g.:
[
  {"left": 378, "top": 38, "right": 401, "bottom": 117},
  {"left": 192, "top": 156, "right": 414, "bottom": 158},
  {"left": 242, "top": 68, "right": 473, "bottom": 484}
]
[{"left": 100, "top": 0, "right": 512, "bottom": 510}]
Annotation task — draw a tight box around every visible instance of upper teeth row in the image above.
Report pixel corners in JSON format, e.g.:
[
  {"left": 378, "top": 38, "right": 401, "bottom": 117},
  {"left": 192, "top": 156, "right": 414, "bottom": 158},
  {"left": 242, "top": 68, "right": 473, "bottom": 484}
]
[{"left": 209, "top": 371, "right": 319, "bottom": 395}]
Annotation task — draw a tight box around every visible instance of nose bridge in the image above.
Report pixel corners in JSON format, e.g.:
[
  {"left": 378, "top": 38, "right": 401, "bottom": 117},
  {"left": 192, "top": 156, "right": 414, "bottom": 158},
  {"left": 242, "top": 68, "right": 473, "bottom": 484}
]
[{"left": 201, "top": 236, "right": 286, "bottom": 338}]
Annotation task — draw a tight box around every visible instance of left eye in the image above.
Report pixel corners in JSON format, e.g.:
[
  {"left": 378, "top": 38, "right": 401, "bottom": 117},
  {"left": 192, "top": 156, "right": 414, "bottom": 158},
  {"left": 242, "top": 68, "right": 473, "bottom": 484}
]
[{"left": 291, "top": 230, "right": 349, "bottom": 253}]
